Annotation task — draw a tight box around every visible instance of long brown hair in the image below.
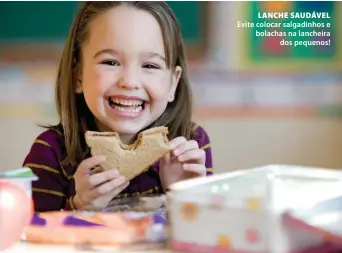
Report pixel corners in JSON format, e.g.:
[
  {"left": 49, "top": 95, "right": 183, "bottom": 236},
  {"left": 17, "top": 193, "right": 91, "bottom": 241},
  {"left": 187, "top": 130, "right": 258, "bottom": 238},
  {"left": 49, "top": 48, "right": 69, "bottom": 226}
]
[{"left": 51, "top": 1, "right": 193, "bottom": 166}]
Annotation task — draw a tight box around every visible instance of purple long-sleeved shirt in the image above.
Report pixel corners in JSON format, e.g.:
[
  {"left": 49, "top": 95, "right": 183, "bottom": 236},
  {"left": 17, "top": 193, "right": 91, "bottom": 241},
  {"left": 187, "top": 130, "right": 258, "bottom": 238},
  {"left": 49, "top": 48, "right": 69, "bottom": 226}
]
[{"left": 23, "top": 123, "right": 213, "bottom": 212}]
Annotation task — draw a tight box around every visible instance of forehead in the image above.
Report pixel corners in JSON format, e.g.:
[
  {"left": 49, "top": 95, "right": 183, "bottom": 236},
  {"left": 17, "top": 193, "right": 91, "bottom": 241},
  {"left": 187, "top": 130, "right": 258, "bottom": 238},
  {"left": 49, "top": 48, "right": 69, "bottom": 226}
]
[{"left": 85, "top": 5, "right": 165, "bottom": 57}]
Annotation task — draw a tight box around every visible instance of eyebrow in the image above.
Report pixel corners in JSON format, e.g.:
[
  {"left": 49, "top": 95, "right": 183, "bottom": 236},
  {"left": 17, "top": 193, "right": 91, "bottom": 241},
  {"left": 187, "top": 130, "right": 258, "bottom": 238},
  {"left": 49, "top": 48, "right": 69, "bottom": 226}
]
[
  {"left": 93, "top": 49, "right": 166, "bottom": 62},
  {"left": 93, "top": 49, "right": 121, "bottom": 59},
  {"left": 142, "top": 52, "right": 166, "bottom": 62}
]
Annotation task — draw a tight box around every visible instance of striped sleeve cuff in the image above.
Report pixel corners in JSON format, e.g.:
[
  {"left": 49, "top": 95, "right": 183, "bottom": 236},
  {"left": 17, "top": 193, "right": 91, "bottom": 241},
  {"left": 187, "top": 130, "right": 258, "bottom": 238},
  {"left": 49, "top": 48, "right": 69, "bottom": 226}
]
[
  {"left": 206, "top": 167, "right": 214, "bottom": 175},
  {"left": 64, "top": 196, "right": 77, "bottom": 211},
  {"left": 200, "top": 143, "right": 210, "bottom": 150}
]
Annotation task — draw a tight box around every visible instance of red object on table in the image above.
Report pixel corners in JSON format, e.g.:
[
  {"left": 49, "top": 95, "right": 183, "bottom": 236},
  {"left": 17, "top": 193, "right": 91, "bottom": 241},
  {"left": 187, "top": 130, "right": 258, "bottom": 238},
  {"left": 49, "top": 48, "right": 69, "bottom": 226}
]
[{"left": 0, "top": 180, "right": 33, "bottom": 250}]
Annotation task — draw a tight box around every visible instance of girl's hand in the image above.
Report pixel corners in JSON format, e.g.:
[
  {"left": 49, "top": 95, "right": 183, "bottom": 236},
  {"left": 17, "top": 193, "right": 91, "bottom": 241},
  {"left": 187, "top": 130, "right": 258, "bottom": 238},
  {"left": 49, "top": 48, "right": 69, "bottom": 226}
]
[
  {"left": 72, "top": 156, "right": 129, "bottom": 211},
  {"left": 159, "top": 137, "right": 206, "bottom": 191}
]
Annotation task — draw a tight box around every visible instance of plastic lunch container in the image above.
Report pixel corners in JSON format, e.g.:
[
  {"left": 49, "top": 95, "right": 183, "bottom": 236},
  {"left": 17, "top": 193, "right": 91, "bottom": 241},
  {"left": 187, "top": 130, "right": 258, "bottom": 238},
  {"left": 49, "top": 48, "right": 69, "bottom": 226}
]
[
  {"left": 168, "top": 164, "right": 342, "bottom": 253},
  {"left": 0, "top": 167, "right": 38, "bottom": 197}
]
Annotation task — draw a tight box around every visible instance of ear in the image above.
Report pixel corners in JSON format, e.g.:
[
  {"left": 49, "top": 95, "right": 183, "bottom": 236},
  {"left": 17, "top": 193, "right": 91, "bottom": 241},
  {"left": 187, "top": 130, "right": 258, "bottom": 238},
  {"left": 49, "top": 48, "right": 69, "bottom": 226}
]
[
  {"left": 75, "top": 77, "right": 83, "bottom": 94},
  {"left": 168, "top": 66, "right": 182, "bottom": 102}
]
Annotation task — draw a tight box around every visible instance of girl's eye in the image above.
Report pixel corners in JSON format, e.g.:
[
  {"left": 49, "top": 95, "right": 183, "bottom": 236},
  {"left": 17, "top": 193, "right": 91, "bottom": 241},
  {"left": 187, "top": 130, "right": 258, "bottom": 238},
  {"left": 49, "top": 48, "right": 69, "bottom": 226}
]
[
  {"left": 143, "top": 63, "right": 160, "bottom": 69},
  {"left": 101, "top": 60, "right": 120, "bottom": 66}
]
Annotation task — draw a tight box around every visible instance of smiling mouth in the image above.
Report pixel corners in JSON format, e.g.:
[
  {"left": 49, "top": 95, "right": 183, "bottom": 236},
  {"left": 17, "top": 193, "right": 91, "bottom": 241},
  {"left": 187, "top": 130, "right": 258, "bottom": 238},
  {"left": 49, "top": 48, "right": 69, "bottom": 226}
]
[{"left": 108, "top": 97, "right": 146, "bottom": 113}]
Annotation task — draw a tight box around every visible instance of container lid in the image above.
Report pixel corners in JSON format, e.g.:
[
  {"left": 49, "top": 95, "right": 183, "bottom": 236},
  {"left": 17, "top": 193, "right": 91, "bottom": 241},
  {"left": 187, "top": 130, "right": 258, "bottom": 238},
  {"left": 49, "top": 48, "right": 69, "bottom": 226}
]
[{"left": 0, "top": 167, "right": 38, "bottom": 180}]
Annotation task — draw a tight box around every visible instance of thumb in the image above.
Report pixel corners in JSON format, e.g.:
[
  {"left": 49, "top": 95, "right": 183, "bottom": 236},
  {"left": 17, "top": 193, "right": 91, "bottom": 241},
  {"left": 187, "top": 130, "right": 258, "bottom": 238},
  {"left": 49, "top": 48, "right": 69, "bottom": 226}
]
[
  {"left": 160, "top": 152, "right": 172, "bottom": 166},
  {"left": 76, "top": 155, "right": 106, "bottom": 177}
]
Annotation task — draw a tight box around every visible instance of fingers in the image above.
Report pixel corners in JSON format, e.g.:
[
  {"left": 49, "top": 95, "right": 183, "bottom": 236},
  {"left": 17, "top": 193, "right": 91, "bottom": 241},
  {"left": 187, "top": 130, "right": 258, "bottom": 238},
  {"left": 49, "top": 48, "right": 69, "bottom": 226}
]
[
  {"left": 76, "top": 155, "right": 106, "bottom": 176},
  {"left": 87, "top": 175, "right": 127, "bottom": 200},
  {"left": 74, "top": 155, "right": 131, "bottom": 210},
  {"left": 178, "top": 149, "right": 205, "bottom": 164},
  {"left": 90, "top": 166, "right": 104, "bottom": 175},
  {"left": 77, "top": 169, "right": 120, "bottom": 193},
  {"left": 168, "top": 137, "right": 205, "bottom": 164},
  {"left": 169, "top": 137, "right": 187, "bottom": 150},
  {"left": 161, "top": 136, "right": 187, "bottom": 165},
  {"left": 172, "top": 140, "right": 199, "bottom": 157},
  {"left": 160, "top": 152, "right": 172, "bottom": 165},
  {"left": 183, "top": 163, "right": 206, "bottom": 176},
  {"left": 88, "top": 169, "right": 120, "bottom": 187},
  {"left": 91, "top": 181, "right": 130, "bottom": 210}
]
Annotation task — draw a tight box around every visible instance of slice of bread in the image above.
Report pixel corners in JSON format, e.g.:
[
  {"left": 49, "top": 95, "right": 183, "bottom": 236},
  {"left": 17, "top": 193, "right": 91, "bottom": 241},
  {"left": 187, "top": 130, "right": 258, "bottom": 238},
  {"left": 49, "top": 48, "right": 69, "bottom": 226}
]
[{"left": 85, "top": 127, "right": 171, "bottom": 180}]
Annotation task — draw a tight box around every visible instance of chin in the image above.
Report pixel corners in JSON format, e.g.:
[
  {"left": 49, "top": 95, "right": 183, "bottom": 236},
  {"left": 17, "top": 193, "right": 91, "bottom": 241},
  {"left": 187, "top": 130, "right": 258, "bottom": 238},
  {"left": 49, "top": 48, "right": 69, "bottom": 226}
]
[{"left": 106, "top": 121, "right": 149, "bottom": 135}]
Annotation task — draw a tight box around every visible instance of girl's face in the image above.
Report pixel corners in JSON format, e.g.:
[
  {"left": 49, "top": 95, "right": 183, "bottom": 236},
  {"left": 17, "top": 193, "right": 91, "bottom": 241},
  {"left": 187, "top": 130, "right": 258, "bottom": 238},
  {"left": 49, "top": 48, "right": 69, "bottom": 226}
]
[{"left": 77, "top": 5, "right": 182, "bottom": 143}]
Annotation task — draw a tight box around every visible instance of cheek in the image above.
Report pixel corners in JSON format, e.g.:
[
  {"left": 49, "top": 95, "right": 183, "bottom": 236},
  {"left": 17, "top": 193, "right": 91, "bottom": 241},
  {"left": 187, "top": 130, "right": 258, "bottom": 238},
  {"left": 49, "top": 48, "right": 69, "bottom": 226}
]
[
  {"left": 144, "top": 74, "right": 172, "bottom": 101},
  {"left": 82, "top": 66, "right": 110, "bottom": 96}
]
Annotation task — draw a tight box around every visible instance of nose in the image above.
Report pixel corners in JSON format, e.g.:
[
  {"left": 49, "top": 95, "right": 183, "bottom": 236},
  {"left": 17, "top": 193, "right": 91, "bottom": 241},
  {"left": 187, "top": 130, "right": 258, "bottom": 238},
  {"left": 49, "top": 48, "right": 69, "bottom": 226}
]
[{"left": 118, "top": 67, "right": 141, "bottom": 90}]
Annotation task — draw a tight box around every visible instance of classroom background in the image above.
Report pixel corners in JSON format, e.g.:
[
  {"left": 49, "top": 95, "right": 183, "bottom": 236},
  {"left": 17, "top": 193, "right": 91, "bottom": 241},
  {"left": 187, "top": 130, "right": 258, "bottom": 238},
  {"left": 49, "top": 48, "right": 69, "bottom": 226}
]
[{"left": 0, "top": 1, "right": 342, "bottom": 173}]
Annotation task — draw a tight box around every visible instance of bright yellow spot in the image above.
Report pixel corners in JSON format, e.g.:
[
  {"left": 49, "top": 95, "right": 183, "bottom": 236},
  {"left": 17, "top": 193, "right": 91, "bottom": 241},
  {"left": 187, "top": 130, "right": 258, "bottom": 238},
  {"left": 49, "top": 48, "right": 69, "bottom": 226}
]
[
  {"left": 246, "top": 197, "right": 261, "bottom": 211},
  {"left": 180, "top": 202, "right": 199, "bottom": 222},
  {"left": 217, "top": 235, "right": 231, "bottom": 248}
]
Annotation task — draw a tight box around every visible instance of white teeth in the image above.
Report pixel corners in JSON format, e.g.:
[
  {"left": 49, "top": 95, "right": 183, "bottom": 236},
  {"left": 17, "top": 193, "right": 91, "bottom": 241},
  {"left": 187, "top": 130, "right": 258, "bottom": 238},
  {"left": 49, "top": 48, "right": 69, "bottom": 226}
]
[
  {"left": 111, "top": 98, "right": 143, "bottom": 106},
  {"left": 112, "top": 105, "right": 143, "bottom": 113}
]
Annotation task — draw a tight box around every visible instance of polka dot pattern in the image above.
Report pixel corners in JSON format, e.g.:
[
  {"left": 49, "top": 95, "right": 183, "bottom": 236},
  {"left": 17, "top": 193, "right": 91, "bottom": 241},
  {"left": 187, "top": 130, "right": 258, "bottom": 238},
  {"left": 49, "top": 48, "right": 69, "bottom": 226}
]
[
  {"left": 216, "top": 235, "right": 231, "bottom": 249},
  {"left": 246, "top": 197, "right": 261, "bottom": 210},
  {"left": 246, "top": 228, "right": 260, "bottom": 244},
  {"left": 210, "top": 195, "right": 224, "bottom": 208},
  {"left": 180, "top": 202, "right": 199, "bottom": 222}
]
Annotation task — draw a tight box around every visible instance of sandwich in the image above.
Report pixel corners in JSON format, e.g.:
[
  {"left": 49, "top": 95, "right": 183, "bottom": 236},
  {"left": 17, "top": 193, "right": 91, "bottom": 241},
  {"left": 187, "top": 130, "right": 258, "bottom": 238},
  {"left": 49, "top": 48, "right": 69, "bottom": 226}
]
[{"left": 85, "top": 127, "right": 171, "bottom": 180}]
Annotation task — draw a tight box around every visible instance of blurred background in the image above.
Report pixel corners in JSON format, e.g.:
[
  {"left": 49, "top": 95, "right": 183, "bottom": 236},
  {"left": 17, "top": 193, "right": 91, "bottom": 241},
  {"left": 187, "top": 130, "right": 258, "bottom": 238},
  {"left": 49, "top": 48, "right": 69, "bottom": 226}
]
[{"left": 0, "top": 1, "right": 342, "bottom": 172}]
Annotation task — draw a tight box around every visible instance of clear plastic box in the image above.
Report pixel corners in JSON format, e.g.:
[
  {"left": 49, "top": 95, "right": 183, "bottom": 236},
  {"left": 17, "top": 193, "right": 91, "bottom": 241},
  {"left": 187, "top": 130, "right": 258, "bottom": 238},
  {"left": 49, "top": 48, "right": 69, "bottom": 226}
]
[{"left": 168, "top": 165, "right": 342, "bottom": 253}]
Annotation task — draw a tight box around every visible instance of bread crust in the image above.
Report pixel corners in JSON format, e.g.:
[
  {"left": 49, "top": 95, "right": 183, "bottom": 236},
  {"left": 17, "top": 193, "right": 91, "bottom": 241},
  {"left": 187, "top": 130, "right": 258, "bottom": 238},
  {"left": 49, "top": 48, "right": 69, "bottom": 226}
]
[{"left": 85, "top": 127, "right": 171, "bottom": 180}]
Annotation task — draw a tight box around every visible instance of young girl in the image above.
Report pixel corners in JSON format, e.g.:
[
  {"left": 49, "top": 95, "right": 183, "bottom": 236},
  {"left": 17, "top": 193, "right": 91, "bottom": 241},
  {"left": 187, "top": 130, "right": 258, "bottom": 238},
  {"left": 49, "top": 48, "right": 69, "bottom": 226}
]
[{"left": 23, "top": 1, "right": 213, "bottom": 212}]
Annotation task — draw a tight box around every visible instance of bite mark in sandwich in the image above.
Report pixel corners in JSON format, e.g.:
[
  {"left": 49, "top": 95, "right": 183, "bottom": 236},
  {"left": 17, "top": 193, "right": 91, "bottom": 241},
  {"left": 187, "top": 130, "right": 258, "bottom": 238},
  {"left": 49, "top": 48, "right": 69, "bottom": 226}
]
[{"left": 85, "top": 127, "right": 171, "bottom": 180}]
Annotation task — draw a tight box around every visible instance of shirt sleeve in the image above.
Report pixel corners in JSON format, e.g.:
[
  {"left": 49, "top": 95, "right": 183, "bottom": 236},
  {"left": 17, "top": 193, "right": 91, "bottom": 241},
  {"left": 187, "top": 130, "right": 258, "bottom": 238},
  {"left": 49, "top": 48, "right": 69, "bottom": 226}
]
[
  {"left": 192, "top": 124, "right": 213, "bottom": 176},
  {"left": 22, "top": 131, "right": 72, "bottom": 212}
]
